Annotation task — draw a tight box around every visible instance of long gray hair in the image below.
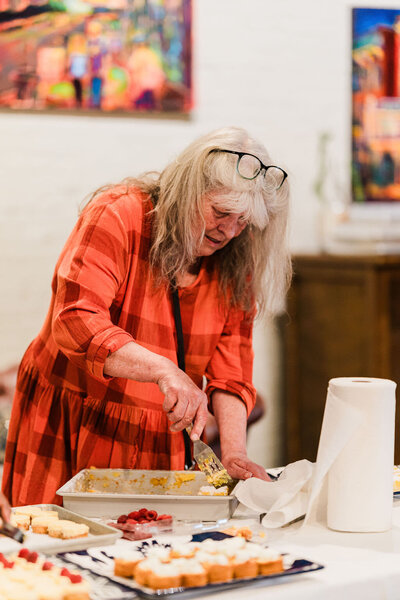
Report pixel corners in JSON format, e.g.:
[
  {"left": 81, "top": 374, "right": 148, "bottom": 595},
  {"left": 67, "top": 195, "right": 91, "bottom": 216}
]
[{"left": 85, "top": 127, "right": 292, "bottom": 316}]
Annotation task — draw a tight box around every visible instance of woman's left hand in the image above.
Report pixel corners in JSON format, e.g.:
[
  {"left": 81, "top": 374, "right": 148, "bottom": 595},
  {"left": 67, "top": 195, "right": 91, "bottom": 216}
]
[{"left": 222, "top": 452, "right": 271, "bottom": 481}]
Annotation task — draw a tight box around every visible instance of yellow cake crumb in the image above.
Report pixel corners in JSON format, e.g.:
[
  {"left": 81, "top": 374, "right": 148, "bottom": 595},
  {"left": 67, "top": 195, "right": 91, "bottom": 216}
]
[
  {"left": 150, "top": 477, "right": 168, "bottom": 487},
  {"left": 173, "top": 473, "right": 196, "bottom": 488}
]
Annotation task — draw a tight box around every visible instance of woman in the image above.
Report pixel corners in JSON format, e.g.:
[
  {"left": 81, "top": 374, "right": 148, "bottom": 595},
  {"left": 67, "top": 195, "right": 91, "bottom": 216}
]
[{"left": 2, "top": 127, "right": 291, "bottom": 506}]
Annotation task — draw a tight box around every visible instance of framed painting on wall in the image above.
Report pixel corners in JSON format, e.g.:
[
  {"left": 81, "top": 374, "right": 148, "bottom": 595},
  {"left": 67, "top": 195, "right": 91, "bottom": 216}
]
[
  {"left": 0, "top": 0, "right": 192, "bottom": 115},
  {"left": 352, "top": 7, "right": 400, "bottom": 202}
]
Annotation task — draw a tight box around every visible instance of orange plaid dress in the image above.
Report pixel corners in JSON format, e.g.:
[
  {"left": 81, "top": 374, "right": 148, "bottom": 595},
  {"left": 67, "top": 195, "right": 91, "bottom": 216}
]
[{"left": 2, "top": 187, "right": 256, "bottom": 506}]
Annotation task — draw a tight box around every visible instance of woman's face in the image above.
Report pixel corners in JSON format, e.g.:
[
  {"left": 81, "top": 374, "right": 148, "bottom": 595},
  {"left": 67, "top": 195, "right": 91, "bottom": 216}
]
[{"left": 196, "top": 195, "right": 248, "bottom": 257}]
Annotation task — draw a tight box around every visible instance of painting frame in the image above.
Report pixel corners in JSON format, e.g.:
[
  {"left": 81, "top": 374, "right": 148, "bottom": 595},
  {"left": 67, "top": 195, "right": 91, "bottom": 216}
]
[
  {"left": 352, "top": 7, "right": 400, "bottom": 203},
  {"left": 0, "top": 0, "right": 192, "bottom": 118}
]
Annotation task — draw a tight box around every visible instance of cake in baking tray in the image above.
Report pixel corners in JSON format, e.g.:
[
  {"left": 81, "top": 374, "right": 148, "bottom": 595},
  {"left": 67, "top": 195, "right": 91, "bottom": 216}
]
[
  {"left": 9, "top": 506, "right": 89, "bottom": 541},
  {"left": 198, "top": 485, "right": 229, "bottom": 496}
]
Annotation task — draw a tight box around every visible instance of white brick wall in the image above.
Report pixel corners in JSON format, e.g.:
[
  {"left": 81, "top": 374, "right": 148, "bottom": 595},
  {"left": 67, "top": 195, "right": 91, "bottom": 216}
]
[{"left": 0, "top": 0, "right": 397, "bottom": 466}]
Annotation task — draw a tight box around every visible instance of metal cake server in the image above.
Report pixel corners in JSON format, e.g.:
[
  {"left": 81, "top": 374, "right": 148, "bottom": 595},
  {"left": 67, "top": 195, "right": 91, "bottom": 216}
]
[{"left": 186, "top": 425, "right": 236, "bottom": 491}]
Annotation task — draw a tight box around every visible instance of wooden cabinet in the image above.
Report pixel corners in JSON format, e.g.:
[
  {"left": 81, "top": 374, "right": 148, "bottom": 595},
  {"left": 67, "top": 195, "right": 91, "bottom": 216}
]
[{"left": 281, "top": 254, "right": 400, "bottom": 464}]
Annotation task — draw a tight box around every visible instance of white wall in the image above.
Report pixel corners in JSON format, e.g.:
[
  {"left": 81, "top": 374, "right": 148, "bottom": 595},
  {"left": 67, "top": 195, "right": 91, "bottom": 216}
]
[{"left": 1, "top": 0, "right": 396, "bottom": 466}]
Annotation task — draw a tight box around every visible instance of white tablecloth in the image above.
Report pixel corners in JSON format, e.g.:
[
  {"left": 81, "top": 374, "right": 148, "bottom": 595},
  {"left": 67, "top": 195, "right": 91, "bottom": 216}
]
[{"left": 200, "top": 497, "right": 400, "bottom": 600}]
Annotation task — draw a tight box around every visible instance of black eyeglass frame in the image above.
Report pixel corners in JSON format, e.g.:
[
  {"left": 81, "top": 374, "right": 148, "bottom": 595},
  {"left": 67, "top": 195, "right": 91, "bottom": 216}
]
[{"left": 210, "top": 148, "right": 288, "bottom": 189}]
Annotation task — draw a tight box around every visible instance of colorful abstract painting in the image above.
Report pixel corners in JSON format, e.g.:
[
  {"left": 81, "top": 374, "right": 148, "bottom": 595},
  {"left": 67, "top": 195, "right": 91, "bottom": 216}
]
[
  {"left": 352, "top": 8, "right": 400, "bottom": 202},
  {"left": 0, "top": 0, "right": 192, "bottom": 114}
]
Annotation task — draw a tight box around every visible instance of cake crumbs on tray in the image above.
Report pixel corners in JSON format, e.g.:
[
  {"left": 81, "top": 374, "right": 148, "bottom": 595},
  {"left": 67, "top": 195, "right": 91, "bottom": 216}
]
[
  {"left": 173, "top": 472, "right": 196, "bottom": 488},
  {"left": 198, "top": 485, "right": 229, "bottom": 496},
  {"left": 150, "top": 477, "right": 168, "bottom": 487}
]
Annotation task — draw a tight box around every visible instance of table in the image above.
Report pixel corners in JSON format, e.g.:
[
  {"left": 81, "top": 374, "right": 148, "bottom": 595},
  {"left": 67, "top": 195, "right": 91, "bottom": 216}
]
[
  {"left": 185, "top": 498, "right": 400, "bottom": 600},
  {"left": 53, "top": 497, "right": 400, "bottom": 599}
]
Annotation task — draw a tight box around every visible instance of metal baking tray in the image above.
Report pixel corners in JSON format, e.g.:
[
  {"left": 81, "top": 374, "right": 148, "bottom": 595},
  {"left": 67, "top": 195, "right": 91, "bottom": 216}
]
[
  {"left": 57, "top": 469, "right": 238, "bottom": 521},
  {"left": 0, "top": 503, "right": 122, "bottom": 555}
]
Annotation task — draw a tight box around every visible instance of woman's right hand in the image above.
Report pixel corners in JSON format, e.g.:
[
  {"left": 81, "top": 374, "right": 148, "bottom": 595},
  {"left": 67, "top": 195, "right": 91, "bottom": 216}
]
[
  {"left": 157, "top": 364, "right": 209, "bottom": 441},
  {"left": 104, "top": 342, "right": 209, "bottom": 440}
]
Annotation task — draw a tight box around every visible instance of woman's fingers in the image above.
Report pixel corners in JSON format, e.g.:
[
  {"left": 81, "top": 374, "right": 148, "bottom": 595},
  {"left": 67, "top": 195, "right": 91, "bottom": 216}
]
[
  {"left": 245, "top": 461, "right": 271, "bottom": 481},
  {"left": 224, "top": 455, "right": 271, "bottom": 481},
  {"left": 227, "top": 459, "right": 253, "bottom": 480},
  {"left": 169, "top": 392, "right": 207, "bottom": 432},
  {"left": 165, "top": 397, "right": 188, "bottom": 423},
  {"left": 190, "top": 403, "right": 209, "bottom": 440},
  {"left": 162, "top": 393, "right": 178, "bottom": 414}
]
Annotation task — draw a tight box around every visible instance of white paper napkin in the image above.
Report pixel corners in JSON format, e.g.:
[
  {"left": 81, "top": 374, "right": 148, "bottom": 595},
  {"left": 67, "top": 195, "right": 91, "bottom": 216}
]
[{"left": 233, "top": 459, "right": 314, "bottom": 528}]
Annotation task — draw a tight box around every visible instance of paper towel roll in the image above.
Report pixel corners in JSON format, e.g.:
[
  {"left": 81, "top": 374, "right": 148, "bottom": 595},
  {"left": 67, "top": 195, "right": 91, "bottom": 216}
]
[{"left": 327, "top": 377, "right": 396, "bottom": 532}]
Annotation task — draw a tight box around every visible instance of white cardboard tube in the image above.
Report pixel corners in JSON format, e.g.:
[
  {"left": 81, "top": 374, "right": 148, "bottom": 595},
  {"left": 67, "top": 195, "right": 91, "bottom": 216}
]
[{"left": 327, "top": 377, "right": 396, "bottom": 532}]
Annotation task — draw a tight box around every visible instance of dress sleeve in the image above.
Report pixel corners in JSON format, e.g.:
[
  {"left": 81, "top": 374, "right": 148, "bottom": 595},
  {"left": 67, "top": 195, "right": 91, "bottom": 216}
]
[
  {"left": 51, "top": 194, "right": 136, "bottom": 381},
  {"left": 204, "top": 306, "right": 256, "bottom": 417}
]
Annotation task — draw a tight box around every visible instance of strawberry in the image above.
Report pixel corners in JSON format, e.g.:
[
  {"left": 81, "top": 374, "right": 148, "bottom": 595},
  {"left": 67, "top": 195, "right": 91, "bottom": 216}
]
[
  {"left": 117, "top": 514, "right": 128, "bottom": 524},
  {"left": 146, "top": 510, "right": 157, "bottom": 521},
  {"left": 128, "top": 511, "right": 140, "bottom": 520},
  {"left": 27, "top": 552, "right": 38, "bottom": 563}
]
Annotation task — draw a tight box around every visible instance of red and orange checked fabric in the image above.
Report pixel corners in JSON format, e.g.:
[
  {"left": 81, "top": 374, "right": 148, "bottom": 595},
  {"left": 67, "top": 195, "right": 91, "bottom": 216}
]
[{"left": 2, "top": 187, "right": 256, "bottom": 506}]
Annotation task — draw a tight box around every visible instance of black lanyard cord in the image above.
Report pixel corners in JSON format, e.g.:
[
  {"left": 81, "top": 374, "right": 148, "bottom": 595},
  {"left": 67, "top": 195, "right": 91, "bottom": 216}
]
[
  {"left": 171, "top": 283, "right": 193, "bottom": 470},
  {"left": 171, "top": 286, "right": 186, "bottom": 372}
]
